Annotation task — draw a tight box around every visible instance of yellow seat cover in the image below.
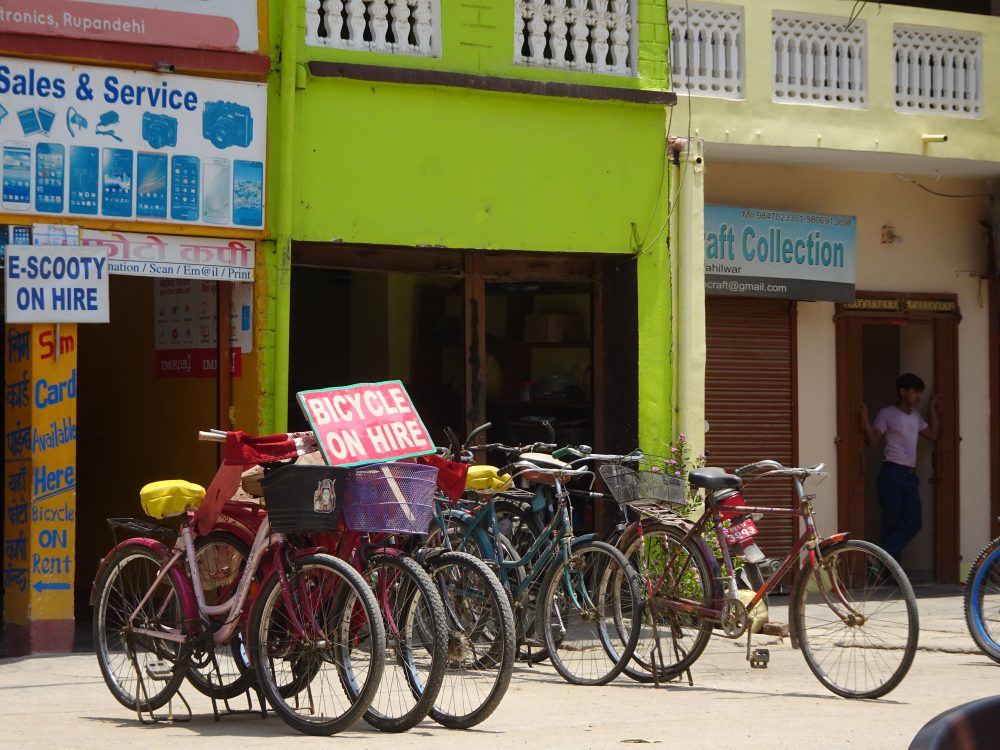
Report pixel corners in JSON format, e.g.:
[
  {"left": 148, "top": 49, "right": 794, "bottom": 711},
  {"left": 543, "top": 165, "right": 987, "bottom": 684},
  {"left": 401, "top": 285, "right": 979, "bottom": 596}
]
[
  {"left": 465, "top": 465, "right": 512, "bottom": 492},
  {"left": 140, "top": 479, "right": 206, "bottom": 519}
]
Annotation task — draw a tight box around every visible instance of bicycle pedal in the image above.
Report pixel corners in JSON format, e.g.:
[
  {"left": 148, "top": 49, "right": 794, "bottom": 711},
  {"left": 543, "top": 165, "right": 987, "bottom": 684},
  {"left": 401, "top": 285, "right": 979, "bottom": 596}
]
[
  {"left": 749, "top": 648, "right": 769, "bottom": 669},
  {"left": 145, "top": 660, "right": 174, "bottom": 681}
]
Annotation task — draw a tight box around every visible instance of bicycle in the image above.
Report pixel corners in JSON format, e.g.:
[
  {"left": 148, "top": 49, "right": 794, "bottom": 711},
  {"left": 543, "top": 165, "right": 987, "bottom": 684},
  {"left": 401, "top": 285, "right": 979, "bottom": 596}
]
[
  {"left": 429, "top": 440, "right": 644, "bottom": 686},
  {"left": 605, "top": 458, "right": 919, "bottom": 698},
  {"left": 198, "top": 453, "right": 510, "bottom": 731},
  {"left": 91, "top": 430, "right": 387, "bottom": 735},
  {"left": 964, "top": 529, "right": 1000, "bottom": 662}
]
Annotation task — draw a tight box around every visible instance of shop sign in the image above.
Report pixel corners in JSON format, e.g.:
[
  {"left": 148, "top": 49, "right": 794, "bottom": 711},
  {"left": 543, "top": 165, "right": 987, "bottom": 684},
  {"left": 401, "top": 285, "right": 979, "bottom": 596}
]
[
  {"left": 0, "top": 1, "right": 259, "bottom": 53},
  {"left": 4, "top": 244, "right": 109, "bottom": 323},
  {"left": 153, "top": 279, "right": 250, "bottom": 378},
  {"left": 704, "top": 205, "right": 856, "bottom": 303},
  {"left": 0, "top": 57, "right": 266, "bottom": 230},
  {"left": 297, "top": 381, "right": 434, "bottom": 467},
  {"left": 81, "top": 230, "right": 254, "bottom": 281}
]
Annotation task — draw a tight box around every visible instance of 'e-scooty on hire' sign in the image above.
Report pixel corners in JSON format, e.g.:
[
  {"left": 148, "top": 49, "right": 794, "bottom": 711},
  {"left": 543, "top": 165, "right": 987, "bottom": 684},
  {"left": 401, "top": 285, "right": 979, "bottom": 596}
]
[{"left": 5, "top": 245, "right": 110, "bottom": 323}]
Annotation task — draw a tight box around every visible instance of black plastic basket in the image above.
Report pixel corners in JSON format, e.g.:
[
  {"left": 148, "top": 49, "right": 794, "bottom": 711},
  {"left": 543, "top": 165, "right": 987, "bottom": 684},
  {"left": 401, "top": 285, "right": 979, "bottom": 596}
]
[
  {"left": 343, "top": 462, "right": 439, "bottom": 535},
  {"left": 260, "top": 464, "right": 347, "bottom": 532}
]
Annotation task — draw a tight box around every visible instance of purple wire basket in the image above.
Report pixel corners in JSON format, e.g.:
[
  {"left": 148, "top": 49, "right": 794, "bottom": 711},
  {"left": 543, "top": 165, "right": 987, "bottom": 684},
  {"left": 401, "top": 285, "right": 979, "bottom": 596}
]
[{"left": 343, "top": 461, "right": 439, "bottom": 534}]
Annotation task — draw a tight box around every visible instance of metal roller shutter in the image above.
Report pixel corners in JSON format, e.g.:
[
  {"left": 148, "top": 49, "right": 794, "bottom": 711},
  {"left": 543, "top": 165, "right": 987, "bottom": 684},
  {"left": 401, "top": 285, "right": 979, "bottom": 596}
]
[{"left": 705, "top": 297, "right": 796, "bottom": 563}]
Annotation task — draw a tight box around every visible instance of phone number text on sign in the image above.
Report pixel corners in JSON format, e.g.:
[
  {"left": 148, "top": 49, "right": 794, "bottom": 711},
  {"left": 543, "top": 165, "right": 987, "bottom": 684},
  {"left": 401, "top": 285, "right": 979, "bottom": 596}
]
[{"left": 297, "top": 381, "right": 434, "bottom": 467}]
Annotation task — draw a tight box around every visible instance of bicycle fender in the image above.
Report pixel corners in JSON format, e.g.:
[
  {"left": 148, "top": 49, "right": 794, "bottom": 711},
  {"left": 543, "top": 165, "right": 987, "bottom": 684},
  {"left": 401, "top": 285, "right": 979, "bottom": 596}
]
[
  {"left": 569, "top": 534, "right": 598, "bottom": 547},
  {"left": 89, "top": 537, "right": 199, "bottom": 631},
  {"left": 787, "top": 533, "right": 852, "bottom": 649}
]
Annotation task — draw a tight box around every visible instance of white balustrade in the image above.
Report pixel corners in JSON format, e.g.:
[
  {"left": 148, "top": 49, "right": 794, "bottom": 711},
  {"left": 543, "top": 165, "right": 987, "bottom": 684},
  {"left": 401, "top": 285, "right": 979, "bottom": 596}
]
[
  {"left": 894, "top": 25, "right": 981, "bottom": 117},
  {"left": 668, "top": 2, "right": 744, "bottom": 99},
  {"left": 772, "top": 11, "right": 866, "bottom": 108},
  {"left": 306, "top": 0, "right": 440, "bottom": 57},
  {"left": 515, "top": 0, "right": 637, "bottom": 76}
]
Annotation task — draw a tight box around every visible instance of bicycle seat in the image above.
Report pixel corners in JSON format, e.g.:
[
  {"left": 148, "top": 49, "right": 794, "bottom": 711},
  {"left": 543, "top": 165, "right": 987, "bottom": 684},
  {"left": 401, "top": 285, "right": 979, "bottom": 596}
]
[
  {"left": 688, "top": 468, "right": 742, "bottom": 490},
  {"left": 514, "top": 453, "right": 573, "bottom": 486},
  {"left": 466, "top": 465, "right": 512, "bottom": 492},
  {"left": 140, "top": 479, "right": 206, "bottom": 519}
]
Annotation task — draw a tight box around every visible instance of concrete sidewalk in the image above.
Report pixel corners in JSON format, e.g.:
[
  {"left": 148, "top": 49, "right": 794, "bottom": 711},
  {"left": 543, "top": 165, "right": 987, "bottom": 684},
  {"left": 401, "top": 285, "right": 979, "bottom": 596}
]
[{"left": 2, "top": 585, "right": 997, "bottom": 750}]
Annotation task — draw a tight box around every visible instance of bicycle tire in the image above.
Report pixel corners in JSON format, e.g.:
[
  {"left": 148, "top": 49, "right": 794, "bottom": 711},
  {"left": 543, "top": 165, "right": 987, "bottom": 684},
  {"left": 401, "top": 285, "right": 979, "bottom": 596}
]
[
  {"left": 248, "top": 553, "right": 386, "bottom": 736},
  {"left": 493, "top": 497, "right": 544, "bottom": 559},
  {"left": 427, "top": 550, "right": 516, "bottom": 729},
  {"left": 186, "top": 531, "right": 256, "bottom": 700},
  {"left": 356, "top": 553, "right": 448, "bottom": 732},
  {"left": 93, "top": 543, "right": 188, "bottom": 711},
  {"left": 964, "top": 537, "right": 1000, "bottom": 663},
  {"left": 618, "top": 522, "right": 716, "bottom": 683},
  {"left": 795, "top": 539, "right": 918, "bottom": 699},
  {"left": 539, "top": 539, "right": 643, "bottom": 686}
]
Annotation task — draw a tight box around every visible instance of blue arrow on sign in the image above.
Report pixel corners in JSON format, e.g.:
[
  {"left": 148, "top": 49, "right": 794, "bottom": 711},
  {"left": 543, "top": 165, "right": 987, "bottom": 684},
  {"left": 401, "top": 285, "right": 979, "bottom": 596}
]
[{"left": 32, "top": 581, "right": 70, "bottom": 592}]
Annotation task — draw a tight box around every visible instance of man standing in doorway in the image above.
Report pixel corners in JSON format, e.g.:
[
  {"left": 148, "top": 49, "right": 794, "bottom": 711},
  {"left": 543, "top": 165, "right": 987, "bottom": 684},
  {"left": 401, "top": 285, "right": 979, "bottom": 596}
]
[{"left": 860, "top": 373, "right": 939, "bottom": 564}]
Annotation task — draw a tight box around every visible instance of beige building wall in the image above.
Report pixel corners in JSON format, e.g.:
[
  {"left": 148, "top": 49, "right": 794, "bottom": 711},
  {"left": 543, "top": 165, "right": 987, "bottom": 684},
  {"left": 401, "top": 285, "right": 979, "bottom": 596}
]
[{"left": 706, "top": 161, "right": 992, "bottom": 570}]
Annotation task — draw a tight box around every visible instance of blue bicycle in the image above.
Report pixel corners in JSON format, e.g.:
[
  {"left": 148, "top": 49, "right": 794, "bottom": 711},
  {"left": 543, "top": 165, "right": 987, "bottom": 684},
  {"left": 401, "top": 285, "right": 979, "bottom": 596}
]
[
  {"left": 429, "top": 434, "right": 643, "bottom": 686},
  {"left": 964, "top": 532, "right": 1000, "bottom": 661}
]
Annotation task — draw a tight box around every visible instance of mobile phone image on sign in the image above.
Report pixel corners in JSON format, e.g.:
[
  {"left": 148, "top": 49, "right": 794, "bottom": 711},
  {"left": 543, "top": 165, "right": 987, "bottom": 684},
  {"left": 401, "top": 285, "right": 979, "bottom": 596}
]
[
  {"left": 35, "top": 143, "right": 65, "bottom": 213},
  {"left": 102, "top": 147, "right": 134, "bottom": 218},
  {"left": 17, "top": 108, "right": 40, "bottom": 136},
  {"left": 170, "top": 154, "right": 200, "bottom": 222},
  {"left": 202, "top": 157, "right": 231, "bottom": 225},
  {"left": 69, "top": 145, "right": 99, "bottom": 215},
  {"left": 136, "top": 152, "right": 168, "bottom": 219},
  {"left": 233, "top": 159, "right": 263, "bottom": 227},
  {"left": 2, "top": 141, "right": 32, "bottom": 211},
  {"left": 37, "top": 107, "right": 55, "bottom": 135}
]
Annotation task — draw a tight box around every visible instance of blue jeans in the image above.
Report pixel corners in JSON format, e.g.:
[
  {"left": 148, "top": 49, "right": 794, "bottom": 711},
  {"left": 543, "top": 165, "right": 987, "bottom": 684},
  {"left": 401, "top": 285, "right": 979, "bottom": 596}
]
[{"left": 876, "top": 462, "right": 922, "bottom": 562}]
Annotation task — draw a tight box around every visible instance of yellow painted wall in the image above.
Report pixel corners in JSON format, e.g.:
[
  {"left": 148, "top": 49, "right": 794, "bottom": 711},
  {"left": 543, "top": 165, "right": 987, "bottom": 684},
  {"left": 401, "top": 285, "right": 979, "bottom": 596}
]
[
  {"left": 705, "top": 161, "right": 991, "bottom": 565},
  {"left": 671, "top": 1, "right": 1000, "bottom": 164}
]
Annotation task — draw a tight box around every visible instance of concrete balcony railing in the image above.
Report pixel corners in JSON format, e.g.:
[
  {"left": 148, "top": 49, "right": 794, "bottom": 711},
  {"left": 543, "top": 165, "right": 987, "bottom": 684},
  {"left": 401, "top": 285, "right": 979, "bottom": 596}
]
[
  {"left": 670, "top": 1, "right": 984, "bottom": 118},
  {"left": 306, "top": 0, "right": 441, "bottom": 57},
  {"left": 667, "top": 0, "right": 1000, "bottom": 164}
]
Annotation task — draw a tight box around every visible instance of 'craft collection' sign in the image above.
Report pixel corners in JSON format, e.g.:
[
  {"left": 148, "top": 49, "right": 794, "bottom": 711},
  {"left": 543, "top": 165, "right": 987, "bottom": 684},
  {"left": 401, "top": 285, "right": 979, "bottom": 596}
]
[
  {"left": 704, "top": 205, "right": 856, "bottom": 303},
  {"left": 297, "top": 381, "right": 434, "bottom": 467}
]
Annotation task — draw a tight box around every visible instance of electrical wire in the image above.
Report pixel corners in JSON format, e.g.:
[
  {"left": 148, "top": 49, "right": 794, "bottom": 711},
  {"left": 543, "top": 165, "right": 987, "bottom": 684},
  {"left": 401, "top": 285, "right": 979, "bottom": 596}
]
[
  {"left": 636, "top": 0, "right": 693, "bottom": 255},
  {"left": 844, "top": 1, "right": 866, "bottom": 32},
  {"left": 893, "top": 173, "right": 994, "bottom": 199}
]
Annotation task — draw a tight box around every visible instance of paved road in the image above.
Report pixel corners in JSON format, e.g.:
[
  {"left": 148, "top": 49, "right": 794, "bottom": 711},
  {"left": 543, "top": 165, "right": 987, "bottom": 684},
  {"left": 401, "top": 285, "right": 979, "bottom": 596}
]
[{"left": 2, "top": 586, "right": 997, "bottom": 750}]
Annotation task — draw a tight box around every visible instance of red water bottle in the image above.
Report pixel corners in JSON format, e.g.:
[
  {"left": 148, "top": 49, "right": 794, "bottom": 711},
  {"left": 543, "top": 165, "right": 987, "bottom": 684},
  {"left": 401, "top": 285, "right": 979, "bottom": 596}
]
[{"left": 716, "top": 489, "right": 765, "bottom": 563}]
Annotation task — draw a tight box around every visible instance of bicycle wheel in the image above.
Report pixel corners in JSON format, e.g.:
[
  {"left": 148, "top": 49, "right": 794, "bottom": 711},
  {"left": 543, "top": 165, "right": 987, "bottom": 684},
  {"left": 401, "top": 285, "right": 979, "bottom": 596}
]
[
  {"left": 427, "top": 551, "right": 516, "bottom": 729},
  {"left": 248, "top": 553, "right": 386, "bottom": 736},
  {"left": 795, "top": 539, "right": 918, "bottom": 699},
  {"left": 93, "top": 543, "right": 188, "bottom": 711},
  {"left": 965, "top": 538, "right": 1000, "bottom": 662},
  {"left": 493, "top": 497, "right": 543, "bottom": 559},
  {"left": 618, "top": 522, "right": 715, "bottom": 683},
  {"left": 357, "top": 553, "right": 447, "bottom": 732},
  {"left": 186, "top": 531, "right": 256, "bottom": 700},
  {"left": 539, "top": 539, "right": 642, "bottom": 685}
]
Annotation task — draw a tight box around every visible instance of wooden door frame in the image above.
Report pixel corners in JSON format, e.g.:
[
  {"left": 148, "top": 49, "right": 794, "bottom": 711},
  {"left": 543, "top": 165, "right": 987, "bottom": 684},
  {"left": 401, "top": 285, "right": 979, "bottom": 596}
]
[{"left": 835, "top": 291, "right": 961, "bottom": 583}]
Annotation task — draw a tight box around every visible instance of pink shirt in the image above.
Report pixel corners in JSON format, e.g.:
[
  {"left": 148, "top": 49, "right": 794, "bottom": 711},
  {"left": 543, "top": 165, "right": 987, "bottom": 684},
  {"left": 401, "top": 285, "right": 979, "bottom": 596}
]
[{"left": 873, "top": 405, "right": 927, "bottom": 468}]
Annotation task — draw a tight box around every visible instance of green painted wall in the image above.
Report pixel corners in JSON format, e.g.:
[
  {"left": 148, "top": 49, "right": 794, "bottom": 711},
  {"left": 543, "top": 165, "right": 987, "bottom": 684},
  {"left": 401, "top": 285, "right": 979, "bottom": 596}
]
[
  {"left": 293, "top": 78, "right": 669, "bottom": 253},
  {"left": 260, "top": 0, "right": 675, "bottom": 444}
]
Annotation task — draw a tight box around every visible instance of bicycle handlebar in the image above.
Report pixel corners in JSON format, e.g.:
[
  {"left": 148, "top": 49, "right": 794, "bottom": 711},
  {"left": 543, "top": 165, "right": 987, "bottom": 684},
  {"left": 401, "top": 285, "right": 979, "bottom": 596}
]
[{"left": 198, "top": 429, "right": 227, "bottom": 443}]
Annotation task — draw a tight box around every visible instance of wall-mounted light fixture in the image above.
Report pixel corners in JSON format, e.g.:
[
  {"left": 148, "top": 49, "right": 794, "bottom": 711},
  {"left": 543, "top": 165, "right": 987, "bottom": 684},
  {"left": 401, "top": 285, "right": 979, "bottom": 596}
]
[
  {"left": 154, "top": 62, "right": 175, "bottom": 73},
  {"left": 921, "top": 134, "right": 948, "bottom": 144}
]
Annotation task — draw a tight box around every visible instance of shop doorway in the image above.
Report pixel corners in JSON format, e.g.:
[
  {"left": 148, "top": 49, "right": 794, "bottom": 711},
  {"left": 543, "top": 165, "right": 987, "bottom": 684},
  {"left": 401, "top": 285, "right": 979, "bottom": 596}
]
[{"left": 836, "top": 293, "right": 960, "bottom": 583}]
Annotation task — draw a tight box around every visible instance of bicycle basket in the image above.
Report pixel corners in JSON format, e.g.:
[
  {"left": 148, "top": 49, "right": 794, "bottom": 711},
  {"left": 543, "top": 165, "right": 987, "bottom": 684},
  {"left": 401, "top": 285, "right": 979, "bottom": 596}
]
[
  {"left": 260, "top": 464, "right": 347, "bottom": 532},
  {"left": 600, "top": 455, "right": 687, "bottom": 508},
  {"left": 343, "top": 462, "right": 439, "bottom": 535}
]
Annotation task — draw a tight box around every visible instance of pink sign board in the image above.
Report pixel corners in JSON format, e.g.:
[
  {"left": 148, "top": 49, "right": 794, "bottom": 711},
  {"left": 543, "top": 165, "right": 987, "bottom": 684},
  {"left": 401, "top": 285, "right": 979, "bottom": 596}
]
[
  {"left": 0, "top": 0, "right": 258, "bottom": 53},
  {"left": 297, "top": 381, "right": 434, "bottom": 467}
]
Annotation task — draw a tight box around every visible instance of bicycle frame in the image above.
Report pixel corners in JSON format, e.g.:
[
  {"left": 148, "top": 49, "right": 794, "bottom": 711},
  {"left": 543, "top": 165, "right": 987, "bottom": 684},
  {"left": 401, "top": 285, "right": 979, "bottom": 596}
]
[
  {"left": 652, "top": 473, "right": 857, "bottom": 629},
  {"left": 437, "top": 474, "right": 593, "bottom": 612}
]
